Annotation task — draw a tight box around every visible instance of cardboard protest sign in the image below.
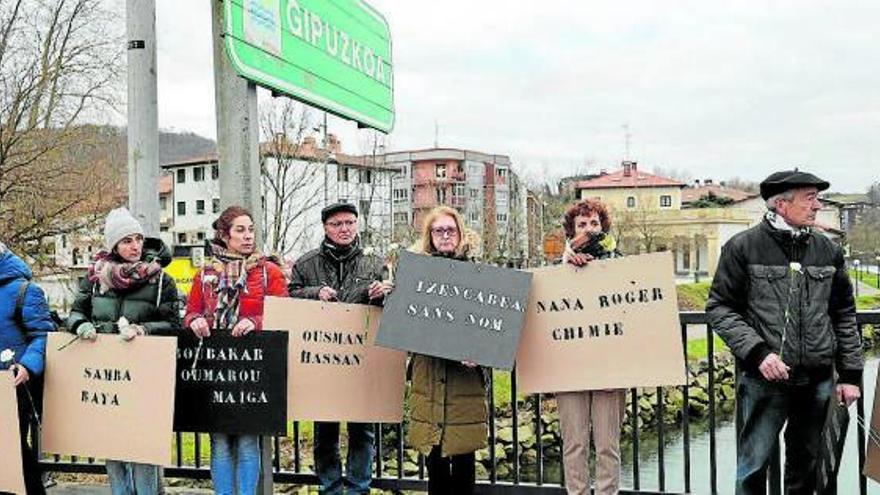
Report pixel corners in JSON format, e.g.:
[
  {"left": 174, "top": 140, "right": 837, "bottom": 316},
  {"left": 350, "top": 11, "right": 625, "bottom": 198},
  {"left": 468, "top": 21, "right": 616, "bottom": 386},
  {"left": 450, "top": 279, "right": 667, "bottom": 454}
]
[
  {"left": 41, "top": 333, "right": 177, "bottom": 466},
  {"left": 174, "top": 331, "right": 288, "bottom": 435},
  {"left": 863, "top": 370, "right": 880, "bottom": 482},
  {"left": 0, "top": 371, "right": 25, "bottom": 495},
  {"left": 264, "top": 297, "right": 407, "bottom": 422},
  {"left": 515, "top": 251, "right": 686, "bottom": 393},
  {"left": 376, "top": 251, "right": 532, "bottom": 370}
]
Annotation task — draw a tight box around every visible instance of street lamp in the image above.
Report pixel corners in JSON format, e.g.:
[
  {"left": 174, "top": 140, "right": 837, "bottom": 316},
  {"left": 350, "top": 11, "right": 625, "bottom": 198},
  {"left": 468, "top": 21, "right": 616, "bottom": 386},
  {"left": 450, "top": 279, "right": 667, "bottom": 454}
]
[
  {"left": 854, "top": 259, "right": 861, "bottom": 298},
  {"left": 876, "top": 256, "right": 880, "bottom": 289}
]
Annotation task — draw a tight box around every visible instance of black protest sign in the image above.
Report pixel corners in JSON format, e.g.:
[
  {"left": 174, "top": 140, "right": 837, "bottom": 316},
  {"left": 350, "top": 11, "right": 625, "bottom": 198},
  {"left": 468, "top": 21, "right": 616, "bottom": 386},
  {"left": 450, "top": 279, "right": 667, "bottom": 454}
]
[
  {"left": 376, "top": 251, "right": 532, "bottom": 369},
  {"left": 174, "top": 331, "right": 288, "bottom": 435}
]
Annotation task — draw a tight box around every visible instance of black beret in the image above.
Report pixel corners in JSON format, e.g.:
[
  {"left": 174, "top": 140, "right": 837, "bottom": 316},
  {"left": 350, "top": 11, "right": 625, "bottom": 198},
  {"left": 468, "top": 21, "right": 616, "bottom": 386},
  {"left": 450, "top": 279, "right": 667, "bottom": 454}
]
[
  {"left": 321, "top": 202, "right": 358, "bottom": 223},
  {"left": 759, "top": 169, "right": 829, "bottom": 200}
]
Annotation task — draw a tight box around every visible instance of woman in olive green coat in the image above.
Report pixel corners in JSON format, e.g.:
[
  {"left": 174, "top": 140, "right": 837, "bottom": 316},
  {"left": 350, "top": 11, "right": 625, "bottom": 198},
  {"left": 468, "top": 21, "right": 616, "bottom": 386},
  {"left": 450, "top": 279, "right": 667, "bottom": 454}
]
[
  {"left": 406, "top": 205, "right": 488, "bottom": 495},
  {"left": 67, "top": 207, "right": 179, "bottom": 495}
]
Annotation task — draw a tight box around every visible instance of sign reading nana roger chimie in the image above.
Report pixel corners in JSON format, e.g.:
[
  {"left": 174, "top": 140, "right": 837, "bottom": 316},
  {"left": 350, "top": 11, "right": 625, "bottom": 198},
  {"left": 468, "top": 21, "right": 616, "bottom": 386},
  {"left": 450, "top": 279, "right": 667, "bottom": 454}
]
[{"left": 225, "top": 0, "right": 394, "bottom": 132}]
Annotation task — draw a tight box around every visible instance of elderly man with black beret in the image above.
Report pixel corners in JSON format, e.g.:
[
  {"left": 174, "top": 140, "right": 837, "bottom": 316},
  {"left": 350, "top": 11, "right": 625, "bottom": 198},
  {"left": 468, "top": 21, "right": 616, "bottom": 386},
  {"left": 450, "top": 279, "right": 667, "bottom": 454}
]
[
  {"left": 289, "top": 202, "right": 391, "bottom": 494},
  {"left": 707, "top": 170, "right": 862, "bottom": 494}
]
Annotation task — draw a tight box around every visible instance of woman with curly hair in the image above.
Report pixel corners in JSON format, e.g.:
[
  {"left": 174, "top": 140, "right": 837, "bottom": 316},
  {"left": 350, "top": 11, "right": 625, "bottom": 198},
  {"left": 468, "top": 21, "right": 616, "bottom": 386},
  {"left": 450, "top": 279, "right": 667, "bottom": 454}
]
[{"left": 557, "top": 198, "right": 625, "bottom": 495}]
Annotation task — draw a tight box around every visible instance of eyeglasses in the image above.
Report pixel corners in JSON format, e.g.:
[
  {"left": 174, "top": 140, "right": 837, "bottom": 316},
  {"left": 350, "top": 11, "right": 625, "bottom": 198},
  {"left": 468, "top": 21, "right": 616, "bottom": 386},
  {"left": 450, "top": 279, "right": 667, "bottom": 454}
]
[
  {"left": 431, "top": 227, "right": 459, "bottom": 238},
  {"left": 326, "top": 220, "right": 357, "bottom": 228}
]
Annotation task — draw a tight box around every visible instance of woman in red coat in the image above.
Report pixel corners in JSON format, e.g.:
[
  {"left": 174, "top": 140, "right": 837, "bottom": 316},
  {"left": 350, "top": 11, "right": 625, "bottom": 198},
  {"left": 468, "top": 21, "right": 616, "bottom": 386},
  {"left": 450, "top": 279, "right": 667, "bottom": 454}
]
[{"left": 183, "top": 205, "right": 287, "bottom": 495}]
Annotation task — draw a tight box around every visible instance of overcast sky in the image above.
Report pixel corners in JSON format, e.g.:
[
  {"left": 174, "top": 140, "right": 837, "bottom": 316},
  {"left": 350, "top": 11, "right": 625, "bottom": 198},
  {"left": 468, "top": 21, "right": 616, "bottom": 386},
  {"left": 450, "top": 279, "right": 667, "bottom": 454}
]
[{"left": 141, "top": 0, "right": 879, "bottom": 192}]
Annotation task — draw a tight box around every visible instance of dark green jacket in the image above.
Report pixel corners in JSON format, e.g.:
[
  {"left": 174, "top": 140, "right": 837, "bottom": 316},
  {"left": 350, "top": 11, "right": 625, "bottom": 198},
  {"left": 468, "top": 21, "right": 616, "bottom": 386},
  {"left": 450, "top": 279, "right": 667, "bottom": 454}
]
[
  {"left": 68, "top": 238, "right": 180, "bottom": 335},
  {"left": 707, "top": 220, "right": 862, "bottom": 384},
  {"left": 289, "top": 238, "right": 384, "bottom": 304}
]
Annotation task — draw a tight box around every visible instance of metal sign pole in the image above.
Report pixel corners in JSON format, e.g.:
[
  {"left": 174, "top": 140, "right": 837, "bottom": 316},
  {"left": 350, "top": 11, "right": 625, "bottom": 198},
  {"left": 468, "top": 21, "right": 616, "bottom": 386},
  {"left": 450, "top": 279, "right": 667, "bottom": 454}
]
[{"left": 126, "top": 0, "right": 160, "bottom": 235}]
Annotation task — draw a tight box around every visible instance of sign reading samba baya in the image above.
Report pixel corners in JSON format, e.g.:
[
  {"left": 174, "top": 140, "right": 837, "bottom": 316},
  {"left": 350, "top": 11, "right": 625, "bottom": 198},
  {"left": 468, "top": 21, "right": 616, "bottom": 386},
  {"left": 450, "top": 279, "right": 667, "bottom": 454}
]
[{"left": 225, "top": 0, "right": 394, "bottom": 132}]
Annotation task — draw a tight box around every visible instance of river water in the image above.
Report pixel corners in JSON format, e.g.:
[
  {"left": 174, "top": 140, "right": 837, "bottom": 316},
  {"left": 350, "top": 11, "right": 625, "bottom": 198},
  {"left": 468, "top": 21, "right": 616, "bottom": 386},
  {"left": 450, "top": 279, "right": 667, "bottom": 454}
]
[{"left": 617, "top": 357, "right": 880, "bottom": 494}]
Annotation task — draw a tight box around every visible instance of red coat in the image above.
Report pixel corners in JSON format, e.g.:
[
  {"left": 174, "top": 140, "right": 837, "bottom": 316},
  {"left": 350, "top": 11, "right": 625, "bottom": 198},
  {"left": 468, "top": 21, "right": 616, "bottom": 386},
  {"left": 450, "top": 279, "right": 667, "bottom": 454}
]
[{"left": 184, "top": 259, "right": 288, "bottom": 331}]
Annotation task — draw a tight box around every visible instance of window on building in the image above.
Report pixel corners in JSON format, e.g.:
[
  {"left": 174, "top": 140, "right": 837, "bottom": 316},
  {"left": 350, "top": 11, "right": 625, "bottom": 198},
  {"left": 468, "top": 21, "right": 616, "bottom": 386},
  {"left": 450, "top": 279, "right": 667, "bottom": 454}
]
[
  {"left": 497, "top": 213, "right": 508, "bottom": 223},
  {"left": 436, "top": 164, "right": 447, "bottom": 179},
  {"left": 452, "top": 183, "right": 466, "bottom": 197},
  {"left": 177, "top": 233, "right": 187, "bottom": 244},
  {"left": 197, "top": 232, "right": 205, "bottom": 241},
  {"left": 196, "top": 200, "right": 205, "bottom": 215},
  {"left": 159, "top": 196, "right": 167, "bottom": 210},
  {"left": 360, "top": 170, "right": 373, "bottom": 183},
  {"left": 436, "top": 187, "right": 447, "bottom": 204},
  {"left": 176, "top": 169, "right": 186, "bottom": 183},
  {"left": 497, "top": 167, "right": 508, "bottom": 178},
  {"left": 338, "top": 166, "right": 348, "bottom": 182},
  {"left": 194, "top": 166, "right": 205, "bottom": 182},
  {"left": 626, "top": 196, "right": 636, "bottom": 208},
  {"left": 393, "top": 212, "right": 408, "bottom": 224},
  {"left": 360, "top": 200, "right": 371, "bottom": 217},
  {"left": 469, "top": 188, "right": 479, "bottom": 199},
  {"left": 177, "top": 201, "right": 186, "bottom": 216},
  {"left": 660, "top": 195, "right": 672, "bottom": 208},
  {"left": 212, "top": 165, "right": 219, "bottom": 180},
  {"left": 160, "top": 226, "right": 169, "bottom": 232},
  {"left": 61, "top": 235, "right": 67, "bottom": 249},
  {"left": 468, "top": 211, "right": 479, "bottom": 224},
  {"left": 393, "top": 188, "right": 408, "bottom": 202},
  {"left": 213, "top": 198, "right": 220, "bottom": 213}
]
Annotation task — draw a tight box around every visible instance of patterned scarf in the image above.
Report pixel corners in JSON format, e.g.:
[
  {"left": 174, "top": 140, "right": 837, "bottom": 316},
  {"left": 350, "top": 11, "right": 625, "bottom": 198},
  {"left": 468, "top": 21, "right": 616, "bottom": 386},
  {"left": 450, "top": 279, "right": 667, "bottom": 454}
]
[
  {"left": 765, "top": 211, "right": 812, "bottom": 238},
  {"left": 88, "top": 251, "right": 162, "bottom": 294},
  {"left": 206, "top": 242, "right": 263, "bottom": 330}
]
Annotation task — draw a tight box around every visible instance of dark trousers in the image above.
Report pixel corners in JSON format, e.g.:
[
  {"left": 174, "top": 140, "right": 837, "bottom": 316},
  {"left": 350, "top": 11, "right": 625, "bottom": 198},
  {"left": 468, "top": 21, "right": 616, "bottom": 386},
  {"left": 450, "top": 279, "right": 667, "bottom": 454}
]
[
  {"left": 735, "top": 372, "right": 833, "bottom": 495},
  {"left": 426, "top": 446, "right": 475, "bottom": 495},
  {"left": 313, "top": 422, "right": 375, "bottom": 494},
  {"left": 17, "top": 385, "right": 46, "bottom": 495}
]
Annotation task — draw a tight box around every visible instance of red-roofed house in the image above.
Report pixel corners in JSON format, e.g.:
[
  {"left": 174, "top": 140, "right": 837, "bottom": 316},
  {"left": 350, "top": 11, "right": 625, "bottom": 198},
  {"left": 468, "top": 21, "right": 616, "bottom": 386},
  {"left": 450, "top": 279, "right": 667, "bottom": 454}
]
[{"left": 575, "top": 162, "right": 753, "bottom": 280}]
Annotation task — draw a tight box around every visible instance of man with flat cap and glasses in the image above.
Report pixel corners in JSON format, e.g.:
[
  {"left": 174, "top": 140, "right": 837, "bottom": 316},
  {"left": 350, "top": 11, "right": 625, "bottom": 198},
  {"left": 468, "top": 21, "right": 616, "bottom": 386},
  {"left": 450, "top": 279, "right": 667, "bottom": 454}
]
[
  {"left": 707, "top": 170, "right": 863, "bottom": 494},
  {"left": 289, "top": 202, "right": 392, "bottom": 494}
]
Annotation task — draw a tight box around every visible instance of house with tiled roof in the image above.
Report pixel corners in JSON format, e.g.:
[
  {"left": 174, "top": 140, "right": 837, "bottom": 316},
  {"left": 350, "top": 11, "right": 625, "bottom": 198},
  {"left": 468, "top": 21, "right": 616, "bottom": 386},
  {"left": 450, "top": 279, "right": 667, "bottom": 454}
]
[{"left": 575, "top": 162, "right": 752, "bottom": 280}]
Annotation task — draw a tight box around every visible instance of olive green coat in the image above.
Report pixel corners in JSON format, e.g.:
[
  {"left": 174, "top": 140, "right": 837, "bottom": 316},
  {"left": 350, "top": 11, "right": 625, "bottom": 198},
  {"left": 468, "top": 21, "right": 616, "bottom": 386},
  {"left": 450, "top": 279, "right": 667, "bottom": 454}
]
[{"left": 407, "top": 354, "right": 489, "bottom": 457}]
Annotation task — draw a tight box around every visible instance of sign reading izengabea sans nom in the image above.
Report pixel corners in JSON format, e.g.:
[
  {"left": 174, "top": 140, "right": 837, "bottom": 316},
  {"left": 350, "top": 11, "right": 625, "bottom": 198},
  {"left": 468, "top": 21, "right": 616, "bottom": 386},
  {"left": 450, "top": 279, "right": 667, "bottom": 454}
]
[
  {"left": 376, "top": 251, "right": 532, "bottom": 370},
  {"left": 225, "top": 0, "right": 394, "bottom": 132}
]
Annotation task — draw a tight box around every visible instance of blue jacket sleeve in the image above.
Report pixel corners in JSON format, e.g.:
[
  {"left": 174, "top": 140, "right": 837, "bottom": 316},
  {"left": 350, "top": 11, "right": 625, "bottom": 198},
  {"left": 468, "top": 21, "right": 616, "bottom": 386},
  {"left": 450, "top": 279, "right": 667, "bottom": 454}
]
[{"left": 18, "top": 283, "right": 55, "bottom": 376}]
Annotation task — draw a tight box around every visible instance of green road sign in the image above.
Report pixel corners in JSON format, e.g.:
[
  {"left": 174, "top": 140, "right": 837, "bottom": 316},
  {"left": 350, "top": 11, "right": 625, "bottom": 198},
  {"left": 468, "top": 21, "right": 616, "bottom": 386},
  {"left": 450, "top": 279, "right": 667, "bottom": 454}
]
[{"left": 224, "top": 0, "right": 394, "bottom": 132}]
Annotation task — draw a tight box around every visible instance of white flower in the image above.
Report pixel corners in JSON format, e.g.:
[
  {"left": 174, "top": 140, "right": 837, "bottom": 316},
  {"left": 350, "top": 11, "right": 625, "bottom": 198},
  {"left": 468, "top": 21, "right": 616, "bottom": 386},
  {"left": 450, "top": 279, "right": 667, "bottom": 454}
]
[
  {"left": 0, "top": 349, "right": 15, "bottom": 364},
  {"left": 789, "top": 262, "right": 802, "bottom": 273}
]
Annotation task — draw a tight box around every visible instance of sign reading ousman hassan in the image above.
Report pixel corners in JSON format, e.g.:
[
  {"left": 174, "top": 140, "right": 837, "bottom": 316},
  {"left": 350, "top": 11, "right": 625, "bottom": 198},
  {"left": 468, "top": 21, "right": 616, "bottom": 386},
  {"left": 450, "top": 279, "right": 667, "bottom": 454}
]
[{"left": 376, "top": 251, "right": 532, "bottom": 369}]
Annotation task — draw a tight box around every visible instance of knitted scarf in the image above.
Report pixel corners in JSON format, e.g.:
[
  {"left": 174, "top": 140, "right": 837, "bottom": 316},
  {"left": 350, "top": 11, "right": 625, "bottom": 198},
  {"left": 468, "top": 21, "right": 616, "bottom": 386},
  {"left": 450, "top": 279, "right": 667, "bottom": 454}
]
[
  {"left": 206, "top": 242, "right": 264, "bottom": 330},
  {"left": 88, "top": 251, "right": 162, "bottom": 294}
]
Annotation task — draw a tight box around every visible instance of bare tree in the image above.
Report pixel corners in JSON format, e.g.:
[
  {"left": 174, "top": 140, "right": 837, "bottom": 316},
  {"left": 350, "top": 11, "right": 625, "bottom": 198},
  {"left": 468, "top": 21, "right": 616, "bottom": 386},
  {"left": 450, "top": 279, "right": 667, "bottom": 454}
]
[
  {"left": 356, "top": 128, "right": 393, "bottom": 250},
  {"left": 259, "top": 98, "right": 325, "bottom": 258},
  {"left": 612, "top": 190, "right": 673, "bottom": 254},
  {"left": 0, "top": 0, "right": 122, "bottom": 258}
]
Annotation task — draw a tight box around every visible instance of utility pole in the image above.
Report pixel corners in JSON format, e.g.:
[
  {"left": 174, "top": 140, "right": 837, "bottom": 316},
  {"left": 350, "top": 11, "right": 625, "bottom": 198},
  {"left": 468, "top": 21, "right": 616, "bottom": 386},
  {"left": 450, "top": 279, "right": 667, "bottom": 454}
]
[
  {"left": 211, "top": 0, "right": 262, "bottom": 245},
  {"left": 210, "top": 3, "right": 270, "bottom": 493},
  {"left": 126, "top": 0, "right": 159, "bottom": 235}
]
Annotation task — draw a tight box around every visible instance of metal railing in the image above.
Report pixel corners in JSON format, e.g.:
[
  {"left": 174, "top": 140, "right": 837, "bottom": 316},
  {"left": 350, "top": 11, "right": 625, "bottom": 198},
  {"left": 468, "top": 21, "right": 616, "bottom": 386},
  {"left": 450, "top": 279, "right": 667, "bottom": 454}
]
[{"left": 36, "top": 311, "right": 880, "bottom": 494}]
